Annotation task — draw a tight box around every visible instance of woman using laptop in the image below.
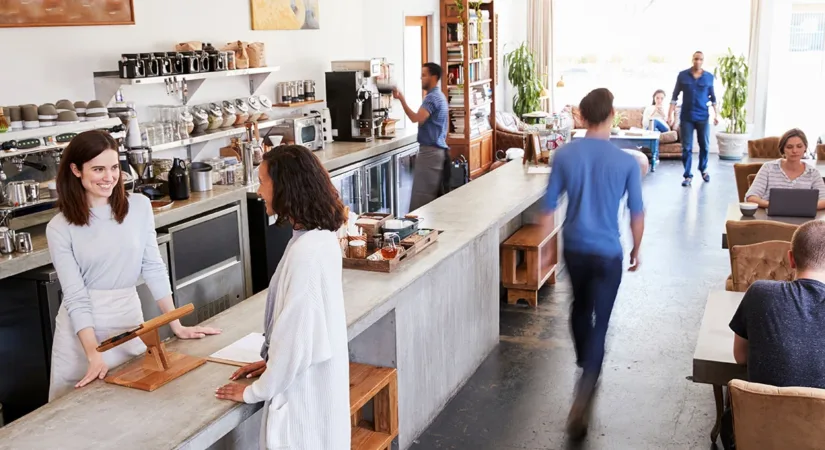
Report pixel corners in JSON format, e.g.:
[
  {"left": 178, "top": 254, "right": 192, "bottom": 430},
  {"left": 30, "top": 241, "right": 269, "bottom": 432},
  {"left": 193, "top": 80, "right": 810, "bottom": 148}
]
[{"left": 745, "top": 128, "right": 825, "bottom": 209}]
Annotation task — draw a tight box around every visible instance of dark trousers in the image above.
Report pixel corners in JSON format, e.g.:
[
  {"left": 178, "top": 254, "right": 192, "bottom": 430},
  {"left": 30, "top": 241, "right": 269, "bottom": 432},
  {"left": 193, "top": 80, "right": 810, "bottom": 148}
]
[
  {"left": 410, "top": 145, "right": 447, "bottom": 211},
  {"left": 680, "top": 119, "right": 710, "bottom": 178},
  {"left": 565, "top": 250, "right": 623, "bottom": 377}
]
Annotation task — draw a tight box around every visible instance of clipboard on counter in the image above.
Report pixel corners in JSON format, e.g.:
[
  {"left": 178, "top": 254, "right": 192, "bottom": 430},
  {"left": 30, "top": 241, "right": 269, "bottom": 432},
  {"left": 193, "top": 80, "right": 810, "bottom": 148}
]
[{"left": 207, "top": 332, "right": 266, "bottom": 367}]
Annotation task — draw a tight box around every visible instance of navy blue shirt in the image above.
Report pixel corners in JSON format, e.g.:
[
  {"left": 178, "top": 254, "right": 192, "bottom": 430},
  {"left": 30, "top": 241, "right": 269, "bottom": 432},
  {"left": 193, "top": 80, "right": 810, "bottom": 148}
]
[
  {"left": 729, "top": 279, "right": 825, "bottom": 389},
  {"left": 418, "top": 87, "right": 448, "bottom": 149},
  {"left": 544, "top": 138, "right": 644, "bottom": 258},
  {"left": 670, "top": 69, "right": 717, "bottom": 122}
]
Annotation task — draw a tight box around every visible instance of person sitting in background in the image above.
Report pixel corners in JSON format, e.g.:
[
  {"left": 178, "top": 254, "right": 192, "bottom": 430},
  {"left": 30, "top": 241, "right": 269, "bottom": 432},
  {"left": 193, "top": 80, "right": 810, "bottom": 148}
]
[
  {"left": 745, "top": 128, "right": 825, "bottom": 210},
  {"left": 642, "top": 89, "right": 670, "bottom": 132},
  {"left": 720, "top": 220, "right": 825, "bottom": 449}
]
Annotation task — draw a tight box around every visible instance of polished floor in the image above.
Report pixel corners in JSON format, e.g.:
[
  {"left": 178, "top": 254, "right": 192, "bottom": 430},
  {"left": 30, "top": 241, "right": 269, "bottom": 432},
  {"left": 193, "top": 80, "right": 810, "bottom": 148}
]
[{"left": 413, "top": 157, "right": 738, "bottom": 450}]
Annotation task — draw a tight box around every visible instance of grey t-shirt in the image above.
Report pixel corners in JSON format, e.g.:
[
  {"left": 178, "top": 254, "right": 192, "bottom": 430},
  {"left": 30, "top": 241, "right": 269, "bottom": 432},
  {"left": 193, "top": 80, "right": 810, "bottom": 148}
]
[{"left": 729, "top": 279, "right": 825, "bottom": 388}]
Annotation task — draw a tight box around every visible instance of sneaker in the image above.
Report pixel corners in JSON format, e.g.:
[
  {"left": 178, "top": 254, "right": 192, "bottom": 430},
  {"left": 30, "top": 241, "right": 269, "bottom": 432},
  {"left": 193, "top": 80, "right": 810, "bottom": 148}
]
[
  {"left": 702, "top": 172, "right": 710, "bottom": 182},
  {"left": 681, "top": 178, "right": 691, "bottom": 187}
]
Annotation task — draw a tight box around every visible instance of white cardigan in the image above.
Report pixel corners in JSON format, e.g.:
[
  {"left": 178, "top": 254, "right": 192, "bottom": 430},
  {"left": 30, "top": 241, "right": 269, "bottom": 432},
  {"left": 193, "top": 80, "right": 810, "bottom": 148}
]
[{"left": 243, "top": 229, "right": 351, "bottom": 449}]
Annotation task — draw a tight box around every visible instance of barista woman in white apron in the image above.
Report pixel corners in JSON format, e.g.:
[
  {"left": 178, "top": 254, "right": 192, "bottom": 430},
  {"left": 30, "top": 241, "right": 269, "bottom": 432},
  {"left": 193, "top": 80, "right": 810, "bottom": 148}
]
[{"left": 46, "top": 130, "right": 220, "bottom": 401}]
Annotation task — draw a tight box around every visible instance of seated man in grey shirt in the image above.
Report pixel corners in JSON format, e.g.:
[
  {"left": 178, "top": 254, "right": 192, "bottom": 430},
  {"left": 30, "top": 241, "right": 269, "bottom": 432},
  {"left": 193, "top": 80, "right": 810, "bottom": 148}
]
[{"left": 721, "top": 220, "right": 825, "bottom": 448}]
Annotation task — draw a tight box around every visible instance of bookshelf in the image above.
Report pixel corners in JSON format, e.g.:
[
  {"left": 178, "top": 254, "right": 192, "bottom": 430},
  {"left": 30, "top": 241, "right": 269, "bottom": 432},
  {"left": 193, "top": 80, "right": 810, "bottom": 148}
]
[{"left": 441, "top": 0, "right": 496, "bottom": 180}]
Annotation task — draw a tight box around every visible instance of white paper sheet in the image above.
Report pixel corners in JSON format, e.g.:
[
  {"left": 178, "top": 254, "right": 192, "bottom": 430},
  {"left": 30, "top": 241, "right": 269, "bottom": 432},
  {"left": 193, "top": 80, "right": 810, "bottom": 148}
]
[
  {"left": 527, "top": 166, "right": 552, "bottom": 174},
  {"left": 209, "top": 332, "right": 265, "bottom": 365}
]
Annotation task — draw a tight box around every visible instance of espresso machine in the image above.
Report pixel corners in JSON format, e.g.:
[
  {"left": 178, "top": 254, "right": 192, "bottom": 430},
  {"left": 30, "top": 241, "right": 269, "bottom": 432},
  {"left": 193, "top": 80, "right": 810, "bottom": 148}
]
[{"left": 325, "top": 70, "right": 376, "bottom": 142}]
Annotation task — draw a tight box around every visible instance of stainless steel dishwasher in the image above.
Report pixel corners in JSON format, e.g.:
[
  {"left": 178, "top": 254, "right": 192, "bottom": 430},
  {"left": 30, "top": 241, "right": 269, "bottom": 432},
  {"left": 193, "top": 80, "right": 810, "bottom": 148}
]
[{"left": 163, "top": 205, "right": 246, "bottom": 327}]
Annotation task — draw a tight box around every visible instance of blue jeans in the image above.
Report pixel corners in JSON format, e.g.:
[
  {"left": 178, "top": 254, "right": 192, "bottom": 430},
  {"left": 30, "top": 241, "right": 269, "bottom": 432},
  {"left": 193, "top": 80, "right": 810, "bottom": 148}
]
[
  {"left": 565, "top": 250, "right": 623, "bottom": 378},
  {"left": 653, "top": 119, "right": 669, "bottom": 133},
  {"left": 680, "top": 119, "right": 710, "bottom": 178}
]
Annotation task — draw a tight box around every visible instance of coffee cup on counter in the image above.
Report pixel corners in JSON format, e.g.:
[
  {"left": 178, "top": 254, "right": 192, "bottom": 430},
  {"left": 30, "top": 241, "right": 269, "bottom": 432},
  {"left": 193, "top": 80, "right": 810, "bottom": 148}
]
[{"left": 15, "top": 232, "right": 32, "bottom": 254}]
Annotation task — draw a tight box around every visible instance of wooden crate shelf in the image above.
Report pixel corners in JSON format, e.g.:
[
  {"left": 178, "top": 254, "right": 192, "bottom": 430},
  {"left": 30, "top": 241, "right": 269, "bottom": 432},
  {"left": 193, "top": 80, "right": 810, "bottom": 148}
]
[
  {"left": 349, "top": 363, "right": 398, "bottom": 450},
  {"left": 501, "top": 222, "right": 562, "bottom": 307}
]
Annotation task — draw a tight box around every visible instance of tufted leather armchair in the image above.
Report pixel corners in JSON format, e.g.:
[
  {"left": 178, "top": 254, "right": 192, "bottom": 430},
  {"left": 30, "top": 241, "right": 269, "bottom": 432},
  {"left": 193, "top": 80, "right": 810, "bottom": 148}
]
[
  {"left": 726, "top": 240, "right": 795, "bottom": 292},
  {"left": 734, "top": 163, "right": 764, "bottom": 202},
  {"left": 730, "top": 379, "right": 825, "bottom": 450},
  {"left": 724, "top": 221, "right": 798, "bottom": 291},
  {"left": 748, "top": 136, "right": 781, "bottom": 158}
]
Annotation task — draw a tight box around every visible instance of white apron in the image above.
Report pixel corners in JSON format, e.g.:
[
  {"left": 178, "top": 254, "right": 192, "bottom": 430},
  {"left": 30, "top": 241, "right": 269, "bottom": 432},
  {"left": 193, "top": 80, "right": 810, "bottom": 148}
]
[{"left": 48, "top": 287, "right": 147, "bottom": 401}]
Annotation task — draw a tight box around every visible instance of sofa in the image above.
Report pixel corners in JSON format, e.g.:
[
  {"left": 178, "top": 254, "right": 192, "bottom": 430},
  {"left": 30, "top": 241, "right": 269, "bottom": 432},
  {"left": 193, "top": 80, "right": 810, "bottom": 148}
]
[{"left": 568, "top": 106, "right": 682, "bottom": 160}]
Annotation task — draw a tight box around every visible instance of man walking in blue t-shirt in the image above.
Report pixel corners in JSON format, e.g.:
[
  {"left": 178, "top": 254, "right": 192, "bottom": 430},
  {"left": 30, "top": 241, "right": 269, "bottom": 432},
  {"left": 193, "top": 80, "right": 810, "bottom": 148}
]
[
  {"left": 394, "top": 62, "right": 449, "bottom": 211},
  {"left": 544, "top": 88, "right": 645, "bottom": 440},
  {"left": 667, "top": 51, "right": 720, "bottom": 186}
]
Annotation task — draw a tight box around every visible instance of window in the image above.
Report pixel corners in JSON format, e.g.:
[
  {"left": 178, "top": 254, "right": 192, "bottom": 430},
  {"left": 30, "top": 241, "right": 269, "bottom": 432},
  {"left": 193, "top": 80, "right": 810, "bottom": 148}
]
[
  {"left": 551, "top": 0, "right": 751, "bottom": 110},
  {"left": 789, "top": 12, "right": 825, "bottom": 52}
]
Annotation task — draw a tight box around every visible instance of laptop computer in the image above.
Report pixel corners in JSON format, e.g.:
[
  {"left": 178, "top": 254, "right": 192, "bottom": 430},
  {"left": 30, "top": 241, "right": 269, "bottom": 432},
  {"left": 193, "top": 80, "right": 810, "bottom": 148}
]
[{"left": 767, "top": 188, "right": 819, "bottom": 218}]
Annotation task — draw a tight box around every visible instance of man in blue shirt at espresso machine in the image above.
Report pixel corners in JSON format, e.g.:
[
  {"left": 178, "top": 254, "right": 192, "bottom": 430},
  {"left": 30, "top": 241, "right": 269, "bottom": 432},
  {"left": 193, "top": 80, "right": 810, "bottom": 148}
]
[
  {"left": 543, "top": 87, "right": 645, "bottom": 440},
  {"left": 667, "top": 51, "right": 720, "bottom": 187},
  {"left": 393, "top": 62, "right": 450, "bottom": 211}
]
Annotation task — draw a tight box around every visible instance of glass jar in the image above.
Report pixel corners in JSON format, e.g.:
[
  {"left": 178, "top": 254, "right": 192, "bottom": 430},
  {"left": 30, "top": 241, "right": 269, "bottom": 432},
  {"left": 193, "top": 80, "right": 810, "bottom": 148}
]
[
  {"left": 234, "top": 99, "right": 250, "bottom": 125},
  {"left": 247, "top": 96, "right": 263, "bottom": 122},
  {"left": 381, "top": 232, "right": 401, "bottom": 260},
  {"left": 205, "top": 103, "right": 223, "bottom": 130},
  {"left": 190, "top": 106, "right": 209, "bottom": 134},
  {"left": 258, "top": 95, "right": 273, "bottom": 121},
  {"left": 220, "top": 101, "right": 237, "bottom": 128}
]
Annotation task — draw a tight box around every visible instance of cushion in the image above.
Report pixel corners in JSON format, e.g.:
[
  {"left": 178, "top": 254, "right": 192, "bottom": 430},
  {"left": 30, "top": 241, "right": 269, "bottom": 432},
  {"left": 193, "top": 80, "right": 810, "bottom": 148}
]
[
  {"left": 495, "top": 111, "right": 521, "bottom": 133},
  {"left": 660, "top": 130, "right": 678, "bottom": 144}
]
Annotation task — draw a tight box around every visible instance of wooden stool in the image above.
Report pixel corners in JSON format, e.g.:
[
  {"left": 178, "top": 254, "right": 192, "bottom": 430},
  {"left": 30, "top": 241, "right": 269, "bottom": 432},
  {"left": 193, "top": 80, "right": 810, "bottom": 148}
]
[
  {"left": 501, "top": 222, "right": 561, "bottom": 307},
  {"left": 349, "top": 363, "right": 398, "bottom": 450}
]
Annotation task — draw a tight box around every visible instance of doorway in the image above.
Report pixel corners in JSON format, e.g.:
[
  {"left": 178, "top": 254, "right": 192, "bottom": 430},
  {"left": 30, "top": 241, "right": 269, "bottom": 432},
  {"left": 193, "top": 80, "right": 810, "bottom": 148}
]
[{"left": 402, "top": 16, "right": 430, "bottom": 128}]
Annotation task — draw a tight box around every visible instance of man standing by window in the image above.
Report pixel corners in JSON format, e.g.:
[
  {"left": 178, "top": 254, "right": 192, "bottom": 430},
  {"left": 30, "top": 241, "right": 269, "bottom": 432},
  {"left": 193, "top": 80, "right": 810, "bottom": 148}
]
[
  {"left": 668, "top": 51, "right": 720, "bottom": 187},
  {"left": 394, "top": 62, "right": 449, "bottom": 211}
]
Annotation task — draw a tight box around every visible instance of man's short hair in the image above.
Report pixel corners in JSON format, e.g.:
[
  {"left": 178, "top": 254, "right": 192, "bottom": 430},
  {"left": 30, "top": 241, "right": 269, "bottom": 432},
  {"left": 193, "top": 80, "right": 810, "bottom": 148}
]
[
  {"left": 423, "top": 62, "right": 442, "bottom": 81},
  {"left": 792, "top": 221, "right": 825, "bottom": 271},
  {"left": 578, "top": 88, "right": 614, "bottom": 126}
]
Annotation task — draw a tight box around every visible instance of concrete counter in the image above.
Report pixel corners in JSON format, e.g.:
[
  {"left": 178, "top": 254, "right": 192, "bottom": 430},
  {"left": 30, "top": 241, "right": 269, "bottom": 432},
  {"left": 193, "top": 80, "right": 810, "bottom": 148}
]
[{"left": 0, "top": 161, "right": 551, "bottom": 450}]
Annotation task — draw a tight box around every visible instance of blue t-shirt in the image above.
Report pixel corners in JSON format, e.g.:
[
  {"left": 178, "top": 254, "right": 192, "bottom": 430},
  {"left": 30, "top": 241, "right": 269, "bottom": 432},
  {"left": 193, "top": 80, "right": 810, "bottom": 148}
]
[
  {"left": 671, "top": 68, "right": 717, "bottom": 122},
  {"left": 729, "top": 279, "right": 825, "bottom": 389},
  {"left": 544, "top": 138, "right": 644, "bottom": 257},
  {"left": 418, "top": 87, "right": 448, "bottom": 149}
]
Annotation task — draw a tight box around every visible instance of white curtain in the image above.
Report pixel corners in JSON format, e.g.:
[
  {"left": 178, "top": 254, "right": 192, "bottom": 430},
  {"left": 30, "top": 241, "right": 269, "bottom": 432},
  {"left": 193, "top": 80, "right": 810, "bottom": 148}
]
[
  {"left": 746, "top": 0, "right": 761, "bottom": 125},
  {"left": 527, "top": 0, "right": 553, "bottom": 112}
]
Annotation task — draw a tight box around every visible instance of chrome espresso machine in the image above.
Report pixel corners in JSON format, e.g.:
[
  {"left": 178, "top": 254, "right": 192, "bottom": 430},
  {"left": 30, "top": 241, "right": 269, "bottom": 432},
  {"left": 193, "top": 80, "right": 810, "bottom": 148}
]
[{"left": 325, "top": 59, "right": 395, "bottom": 142}]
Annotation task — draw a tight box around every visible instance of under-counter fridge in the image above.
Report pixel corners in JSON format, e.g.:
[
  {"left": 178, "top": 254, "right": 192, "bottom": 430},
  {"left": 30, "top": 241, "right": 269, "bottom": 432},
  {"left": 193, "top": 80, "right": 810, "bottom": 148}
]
[{"left": 0, "top": 235, "right": 172, "bottom": 425}]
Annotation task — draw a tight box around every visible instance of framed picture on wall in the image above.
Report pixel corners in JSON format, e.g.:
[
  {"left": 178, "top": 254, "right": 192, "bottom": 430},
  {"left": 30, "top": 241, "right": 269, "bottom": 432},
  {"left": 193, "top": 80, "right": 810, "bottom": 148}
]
[
  {"left": 0, "top": 0, "right": 135, "bottom": 28},
  {"left": 250, "top": 0, "right": 320, "bottom": 30}
]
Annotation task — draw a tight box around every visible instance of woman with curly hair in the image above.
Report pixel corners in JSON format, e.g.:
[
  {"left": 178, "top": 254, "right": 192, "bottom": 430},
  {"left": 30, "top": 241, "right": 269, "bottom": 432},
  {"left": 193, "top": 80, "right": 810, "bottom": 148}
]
[{"left": 215, "top": 145, "right": 350, "bottom": 449}]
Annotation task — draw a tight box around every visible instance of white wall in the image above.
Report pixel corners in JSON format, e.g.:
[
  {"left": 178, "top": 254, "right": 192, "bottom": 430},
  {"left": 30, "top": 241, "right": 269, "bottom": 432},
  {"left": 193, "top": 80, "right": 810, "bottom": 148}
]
[
  {"left": 496, "top": 0, "right": 528, "bottom": 113},
  {"left": 0, "top": 0, "right": 523, "bottom": 159}
]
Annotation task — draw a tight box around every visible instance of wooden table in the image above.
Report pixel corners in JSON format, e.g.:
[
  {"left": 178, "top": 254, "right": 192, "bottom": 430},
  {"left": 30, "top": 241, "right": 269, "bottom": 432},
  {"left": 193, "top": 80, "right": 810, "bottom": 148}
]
[
  {"left": 721, "top": 202, "right": 825, "bottom": 248},
  {"left": 740, "top": 157, "right": 825, "bottom": 178},
  {"left": 692, "top": 290, "right": 747, "bottom": 442},
  {"left": 572, "top": 129, "right": 661, "bottom": 170}
]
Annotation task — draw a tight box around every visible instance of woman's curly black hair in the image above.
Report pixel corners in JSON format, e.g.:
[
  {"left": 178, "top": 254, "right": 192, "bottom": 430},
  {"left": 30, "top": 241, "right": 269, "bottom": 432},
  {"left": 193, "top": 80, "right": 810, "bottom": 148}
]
[{"left": 261, "top": 145, "right": 346, "bottom": 231}]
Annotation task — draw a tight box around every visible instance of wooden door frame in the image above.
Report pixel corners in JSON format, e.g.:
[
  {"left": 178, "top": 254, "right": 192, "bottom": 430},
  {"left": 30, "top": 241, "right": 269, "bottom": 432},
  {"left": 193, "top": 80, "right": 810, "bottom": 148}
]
[{"left": 405, "top": 16, "right": 429, "bottom": 65}]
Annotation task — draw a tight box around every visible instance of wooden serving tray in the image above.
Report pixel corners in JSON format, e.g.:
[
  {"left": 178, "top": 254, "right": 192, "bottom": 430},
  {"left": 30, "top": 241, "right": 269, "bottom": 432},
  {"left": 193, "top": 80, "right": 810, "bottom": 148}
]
[{"left": 343, "top": 229, "right": 440, "bottom": 273}]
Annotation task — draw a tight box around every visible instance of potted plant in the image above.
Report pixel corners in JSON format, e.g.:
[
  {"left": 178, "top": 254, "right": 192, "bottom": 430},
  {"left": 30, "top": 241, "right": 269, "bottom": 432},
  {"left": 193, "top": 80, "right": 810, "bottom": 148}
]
[
  {"left": 504, "top": 42, "right": 543, "bottom": 118},
  {"left": 611, "top": 111, "right": 626, "bottom": 135},
  {"left": 714, "top": 48, "right": 749, "bottom": 160}
]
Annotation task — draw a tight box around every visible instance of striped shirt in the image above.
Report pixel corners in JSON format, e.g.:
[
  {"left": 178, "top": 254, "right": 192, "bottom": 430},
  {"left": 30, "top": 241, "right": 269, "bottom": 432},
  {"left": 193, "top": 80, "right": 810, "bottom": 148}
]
[
  {"left": 418, "top": 87, "right": 448, "bottom": 149},
  {"left": 745, "top": 159, "right": 825, "bottom": 201}
]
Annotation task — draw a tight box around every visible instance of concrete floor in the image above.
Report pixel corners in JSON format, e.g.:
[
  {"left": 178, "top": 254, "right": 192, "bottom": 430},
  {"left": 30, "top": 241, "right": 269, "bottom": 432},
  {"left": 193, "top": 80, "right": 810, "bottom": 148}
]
[{"left": 413, "top": 158, "right": 738, "bottom": 450}]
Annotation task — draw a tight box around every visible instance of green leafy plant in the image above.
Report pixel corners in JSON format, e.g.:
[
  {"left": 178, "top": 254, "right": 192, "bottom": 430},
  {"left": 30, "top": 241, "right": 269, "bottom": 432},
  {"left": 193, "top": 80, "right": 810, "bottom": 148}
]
[
  {"left": 612, "top": 111, "right": 626, "bottom": 129},
  {"left": 455, "top": 0, "right": 466, "bottom": 37},
  {"left": 504, "top": 42, "right": 543, "bottom": 118},
  {"left": 714, "top": 48, "right": 749, "bottom": 134},
  {"left": 474, "top": 2, "right": 483, "bottom": 58}
]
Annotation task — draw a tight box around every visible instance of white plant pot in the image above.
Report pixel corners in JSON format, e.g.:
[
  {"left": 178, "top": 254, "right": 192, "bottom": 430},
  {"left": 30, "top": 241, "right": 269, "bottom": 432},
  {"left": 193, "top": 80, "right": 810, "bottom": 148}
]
[{"left": 716, "top": 132, "right": 749, "bottom": 161}]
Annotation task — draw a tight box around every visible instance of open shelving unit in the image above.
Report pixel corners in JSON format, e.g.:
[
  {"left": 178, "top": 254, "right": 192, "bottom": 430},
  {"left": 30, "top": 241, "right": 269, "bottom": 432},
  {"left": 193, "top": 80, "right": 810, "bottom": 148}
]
[{"left": 441, "top": 0, "right": 496, "bottom": 179}]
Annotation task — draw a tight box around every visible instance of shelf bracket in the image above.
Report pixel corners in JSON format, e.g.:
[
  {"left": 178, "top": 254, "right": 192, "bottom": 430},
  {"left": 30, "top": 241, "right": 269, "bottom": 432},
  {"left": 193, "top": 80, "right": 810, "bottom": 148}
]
[
  {"left": 249, "top": 72, "right": 275, "bottom": 95},
  {"left": 94, "top": 77, "right": 123, "bottom": 106},
  {"left": 183, "top": 79, "right": 206, "bottom": 106}
]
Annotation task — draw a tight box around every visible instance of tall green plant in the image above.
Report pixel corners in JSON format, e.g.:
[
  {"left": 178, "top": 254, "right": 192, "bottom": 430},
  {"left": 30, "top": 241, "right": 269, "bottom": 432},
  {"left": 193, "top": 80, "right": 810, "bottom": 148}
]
[
  {"left": 714, "top": 48, "right": 749, "bottom": 134},
  {"left": 504, "top": 42, "right": 542, "bottom": 118}
]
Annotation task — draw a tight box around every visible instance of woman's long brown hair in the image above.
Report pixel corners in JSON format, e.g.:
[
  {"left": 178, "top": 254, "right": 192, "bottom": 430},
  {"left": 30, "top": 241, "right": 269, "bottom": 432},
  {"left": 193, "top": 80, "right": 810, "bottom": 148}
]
[
  {"left": 56, "top": 130, "right": 129, "bottom": 226},
  {"left": 262, "top": 145, "right": 345, "bottom": 231}
]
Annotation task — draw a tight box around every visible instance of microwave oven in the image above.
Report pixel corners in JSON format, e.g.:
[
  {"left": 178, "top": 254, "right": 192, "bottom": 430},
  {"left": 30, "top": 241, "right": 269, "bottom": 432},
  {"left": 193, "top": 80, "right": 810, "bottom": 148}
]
[{"left": 271, "top": 114, "right": 324, "bottom": 151}]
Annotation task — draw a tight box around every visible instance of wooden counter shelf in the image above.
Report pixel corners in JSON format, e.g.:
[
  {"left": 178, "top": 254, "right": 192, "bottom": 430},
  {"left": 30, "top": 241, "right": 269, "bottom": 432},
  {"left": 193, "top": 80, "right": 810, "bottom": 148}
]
[
  {"left": 349, "top": 362, "right": 398, "bottom": 450},
  {"left": 501, "top": 222, "right": 561, "bottom": 307}
]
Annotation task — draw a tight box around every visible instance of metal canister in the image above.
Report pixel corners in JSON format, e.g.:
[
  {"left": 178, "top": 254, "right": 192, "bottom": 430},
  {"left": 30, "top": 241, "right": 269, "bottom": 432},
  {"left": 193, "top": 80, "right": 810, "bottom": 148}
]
[
  {"left": 297, "top": 81, "right": 305, "bottom": 101},
  {"left": 15, "top": 231, "right": 32, "bottom": 253},
  {"left": 304, "top": 80, "right": 316, "bottom": 101},
  {"left": 0, "top": 227, "right": 15, "bottom": 254}
]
